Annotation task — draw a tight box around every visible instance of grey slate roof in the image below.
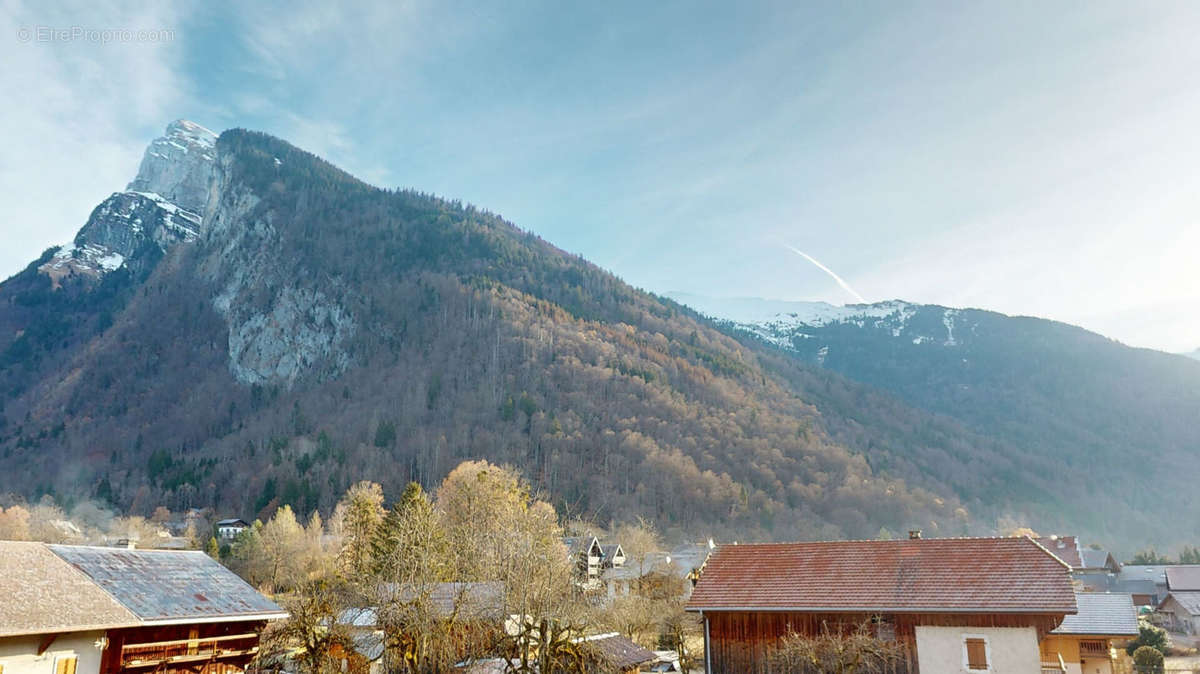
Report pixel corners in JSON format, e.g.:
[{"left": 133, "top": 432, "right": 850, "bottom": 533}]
[
  {"left": 50, "top": 544, "right": 286, "bottom": 623},
  {"left": 0, "top": 541, "right": 140, "bottom": 637},
  {"left": 1118, "top": 565, "right": 1170, "bottom": 585},
  {"left": 581, "top": 633, "right": 657, "bottom": 669},
  {"left": 1051, "top": 593, "right": 1138, "bottom": 636},
  {"left": 1164, "top": 592, "right": 1200, "bottom": 616}
]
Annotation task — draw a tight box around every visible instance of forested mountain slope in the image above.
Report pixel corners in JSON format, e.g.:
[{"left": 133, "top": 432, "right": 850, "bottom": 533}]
[
  {"left": 669, "top": 294, "right": 1200, "bottom": 547},
  {"left": 0, "top": 122, "right": 1193, "bottom": 549}
]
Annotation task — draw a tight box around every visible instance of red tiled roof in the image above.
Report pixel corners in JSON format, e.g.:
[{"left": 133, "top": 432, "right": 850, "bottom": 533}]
[
  {"left": 685, "top": 537, "right": 1075, "bottom": 614},
  {"left": 1034, "top": 536, "right": 1082, "bottom": 568}
]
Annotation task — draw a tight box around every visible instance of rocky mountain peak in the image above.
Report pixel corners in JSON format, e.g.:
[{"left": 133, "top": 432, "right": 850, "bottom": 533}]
[
  {"left": 125, "top": 119, "right": 218, "bottom": 215},
  {"left": 39, "top": 120, "right": 218, "bottom": 282}
]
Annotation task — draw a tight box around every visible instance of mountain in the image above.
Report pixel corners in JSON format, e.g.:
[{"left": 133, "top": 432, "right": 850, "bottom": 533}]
[
  {"left": 1184, "top": 348, "right": 1200, "bottom": 361},
  {"left": 0, "top": 122, "right": 1195, "bottom": 551},
  {"left": 1, "top": 121, "right": 985, "bottom": 543},
  {"left": 667, "top": 292, "right": 1200, "bottom": 546}
]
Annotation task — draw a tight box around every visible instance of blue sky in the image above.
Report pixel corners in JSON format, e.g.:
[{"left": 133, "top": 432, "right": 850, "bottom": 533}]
[{"left": 3, "top": 1, "right": 1200, "bottom": 351}]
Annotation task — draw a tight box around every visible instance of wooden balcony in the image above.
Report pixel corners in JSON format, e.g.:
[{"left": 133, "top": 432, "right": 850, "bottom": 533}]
[{"left": 120, "top": 633, "right": 260, "bottom": 669}]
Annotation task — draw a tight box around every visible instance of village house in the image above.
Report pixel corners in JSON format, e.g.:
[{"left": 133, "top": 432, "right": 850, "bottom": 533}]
[
  {"left": 1157, "top": 593, "right": 1200, "bottom": 635},
  {"left": 214, "top": 519, "right": 249, "bottom": 541},
  {"left": 1039, "top": 593, "right": 1138, "bottom": 674},
  {"left": 1156, "top": 566, "right": 1200, "bottom": 635},
  {"left": 603, "top": 540, "right": 716, "bottom": 603},
  {"left": 685, "top": 535, "right": 1077, "bottom": 674},
  {"left": 564, "top": 536, "right": 626, "bottom": 591},
  {"left": 0, "top": 541, "right": 286, "bottom": 674},
  {"left": 1104, "top": 564, "right": 1200, "bottom": 607}
]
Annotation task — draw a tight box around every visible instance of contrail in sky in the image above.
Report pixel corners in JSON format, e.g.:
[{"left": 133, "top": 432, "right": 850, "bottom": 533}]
[{"left": 782, "top": 244, "right": 867, "bottom": 303}]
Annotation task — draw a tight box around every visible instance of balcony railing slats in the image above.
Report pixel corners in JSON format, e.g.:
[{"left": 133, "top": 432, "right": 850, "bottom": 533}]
[{"left": 120, "top": 633, "right": 259, "bottom": 668}]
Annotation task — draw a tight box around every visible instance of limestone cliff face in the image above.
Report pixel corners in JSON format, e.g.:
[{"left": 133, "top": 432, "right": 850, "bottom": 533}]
[
  {"left": 199, "top": 152, "right": 356, "bottom": 388},
  {"left": 126, "top": 119, "right": 217, "bottom": 215}
]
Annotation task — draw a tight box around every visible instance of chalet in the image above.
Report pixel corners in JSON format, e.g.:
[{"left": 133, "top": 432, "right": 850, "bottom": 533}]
[
  {"left": 685, "top": 536, "right": 1077, "bottom": 674},
  {"left": 1040, "top": 593, "right": 1138, "bottom": 674},
  {"left": 0, "top": 542, "right": 286, "bottom": 674},
  {"left": 214, "top": 519, "right": 249, "bottom": 541}
]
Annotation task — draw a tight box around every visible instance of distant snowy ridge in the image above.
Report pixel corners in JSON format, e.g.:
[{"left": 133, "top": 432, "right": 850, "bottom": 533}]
[
  {"left": 1185, "top": 348, "right": 1200, "bottom": 361},
  {"left": 665, "top": 292, "right": 966, "bottom": 352}
]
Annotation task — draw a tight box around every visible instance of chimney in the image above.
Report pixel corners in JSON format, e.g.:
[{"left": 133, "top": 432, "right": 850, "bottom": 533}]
[{"left": 908, "top": 529, "right": 922, "bottom": 540}]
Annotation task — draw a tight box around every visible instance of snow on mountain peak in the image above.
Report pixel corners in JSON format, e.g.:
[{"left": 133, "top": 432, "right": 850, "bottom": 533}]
[{"left": 165, "top": 119, "right": 217, "bottom": 147}]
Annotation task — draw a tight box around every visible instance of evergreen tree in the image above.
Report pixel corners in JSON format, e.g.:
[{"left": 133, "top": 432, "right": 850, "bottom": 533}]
[
  {"left": 205, "top": 536, "right": 220, "bottom": 559},
  {"left": 1179, "top": 545, "right": 1200, "bottom": 564}
]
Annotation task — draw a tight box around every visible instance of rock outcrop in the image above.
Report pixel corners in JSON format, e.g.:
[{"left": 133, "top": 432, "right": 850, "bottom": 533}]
[{"left": 126, "top": 119, "right": 217, "bottom": 215}]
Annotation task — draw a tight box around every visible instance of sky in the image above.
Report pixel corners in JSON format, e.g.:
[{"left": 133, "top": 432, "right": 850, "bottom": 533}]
[{"left": 2, "top": 1, "right": 1199, "bottom": 352}]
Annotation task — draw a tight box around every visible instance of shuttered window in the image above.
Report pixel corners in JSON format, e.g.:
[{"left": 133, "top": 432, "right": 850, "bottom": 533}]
[
  {"left": 964, "top": 638, "right": 988, "bottom": 670},
  {"left": 55, "top": 657, "right": 77, "bottom": 674}
]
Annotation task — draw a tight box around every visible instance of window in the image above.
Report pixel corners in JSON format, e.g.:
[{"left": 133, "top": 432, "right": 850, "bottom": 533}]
[
  {"left": 964, "top": 637, "right": 988, "bottom": 670},
  {"left": 55, "top": 657, "right": 77, "bottom": 674}
]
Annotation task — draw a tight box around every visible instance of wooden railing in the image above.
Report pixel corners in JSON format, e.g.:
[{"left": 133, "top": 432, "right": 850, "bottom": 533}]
[
  {"left": 120, "top": 633, "right": 260, "bottom": 668},
  {"left": 1041, "top": 652, "right": 1069, "bottom": 674}
]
